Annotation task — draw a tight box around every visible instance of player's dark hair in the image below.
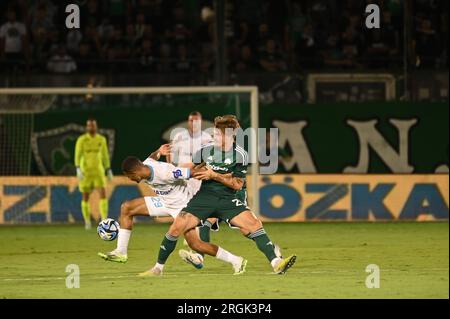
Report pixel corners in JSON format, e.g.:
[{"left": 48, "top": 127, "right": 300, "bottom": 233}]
[
  {"left": 87, "top": 117, "right": 96, "bottom": 122},
  {"left": 122, "top": 156, "right": 143, "bottom": 174},
  {"left": 189, "top": 111, "right": 202, "bottom": 117}
]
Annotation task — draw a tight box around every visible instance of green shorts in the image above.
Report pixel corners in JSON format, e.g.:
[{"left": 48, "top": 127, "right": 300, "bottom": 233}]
[
  {"left": 78, "top": 174, "right": 106, "bottom": 193},
  {"left": 183, "top": 190, "right": 249, "bottom": 223}
]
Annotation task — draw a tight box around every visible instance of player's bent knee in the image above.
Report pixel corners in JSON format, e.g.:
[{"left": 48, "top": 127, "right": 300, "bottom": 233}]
[
  {"left": 169, "top": 229, "right": 181, "bottom": 238},
  {"left": 168, "top": 221, "right": 183, "bottom": 238},
  {"left": 248, "top": 218, "right": 263, "bottom": 232}
]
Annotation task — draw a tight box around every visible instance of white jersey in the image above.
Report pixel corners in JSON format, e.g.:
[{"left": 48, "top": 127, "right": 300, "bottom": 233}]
[
  {"left": 142, "top": 157, "right": 200, "bottom": 211},
  {"left": 171, "top": 129, "right": 213, "bottom": 165}
]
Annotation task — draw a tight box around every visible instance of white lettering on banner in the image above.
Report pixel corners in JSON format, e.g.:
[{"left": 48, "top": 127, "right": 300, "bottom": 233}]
[
  {"left": 162, "top": 118, "right": 443, "bottom": 174},
  {"left": 273, "top": 120, "right": 317, "bottom": 173},
  {"left": 435, "top": 165, "right": 449, "bottom": 173},
  {"left": 344, "top": 119, "right": 417, "bottom": 173}
]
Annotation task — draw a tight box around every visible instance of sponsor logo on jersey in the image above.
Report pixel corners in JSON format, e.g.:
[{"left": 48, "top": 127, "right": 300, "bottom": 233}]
[
  {"left": 207, "top": 164, "right": 229, "bottom": 172},
  {"left": 155, "top": 189, "right": 173, "bottom": 195}
]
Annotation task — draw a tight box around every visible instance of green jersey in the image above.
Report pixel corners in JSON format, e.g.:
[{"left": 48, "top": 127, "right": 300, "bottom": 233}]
[
  {"left": 236, "top": 187, "right": 248, "bottom": 205},
  {"left": 194, "top": 143, "right": 248, "bottom": 197}
]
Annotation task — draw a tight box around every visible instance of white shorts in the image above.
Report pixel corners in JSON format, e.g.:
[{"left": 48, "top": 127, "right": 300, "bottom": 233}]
[{"left": 144, "top": 196, "right": 182, "bottom": 219}]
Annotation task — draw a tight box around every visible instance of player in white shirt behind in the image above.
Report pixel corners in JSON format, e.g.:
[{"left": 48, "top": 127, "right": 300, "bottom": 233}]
[
  {"left": 167, "top": 111, "right": 213, "bottom": 249},
  {"left": 98, "top": 144, "right": 247, "bottom": 276},
  {"left": 168, "top": 111, "right": 213, "bottom": 166}
]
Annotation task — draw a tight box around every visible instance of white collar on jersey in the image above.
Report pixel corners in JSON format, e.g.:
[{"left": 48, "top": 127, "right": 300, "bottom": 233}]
[{"left": 145, "top": 164, "right": 154, "bottom": 182}]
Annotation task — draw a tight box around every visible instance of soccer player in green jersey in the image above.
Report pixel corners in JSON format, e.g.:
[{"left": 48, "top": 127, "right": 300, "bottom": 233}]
[
  {"left": 178, "top": 115, "right": 282, "bottom": 268},
  {"left": 151, "top": 116, "right": 296, "bottom": 274},
  {"left": 74, "top": 118, "right": 113, "bottom": 229}
]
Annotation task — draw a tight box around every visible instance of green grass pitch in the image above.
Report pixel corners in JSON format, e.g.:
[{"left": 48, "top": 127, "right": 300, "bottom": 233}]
[{"left": 0, "top": 222, "right": 448, "bottom": 299}]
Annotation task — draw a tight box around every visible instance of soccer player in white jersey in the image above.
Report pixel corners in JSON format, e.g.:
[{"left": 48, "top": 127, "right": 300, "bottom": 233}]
[
  {"left": 168, "top": 111, "right": 213, "bottom": 166},
  {"left": 98, "top": 145, "right": 247, "bottom": 276},
  {"left": 168, "top": 111, "right": 213, "bottom": 250}
]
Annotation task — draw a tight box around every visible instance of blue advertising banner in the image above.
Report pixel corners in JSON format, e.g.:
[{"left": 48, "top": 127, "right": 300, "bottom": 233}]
[{"left": 1, "top": 175, "right": 448, "bottom": 224}]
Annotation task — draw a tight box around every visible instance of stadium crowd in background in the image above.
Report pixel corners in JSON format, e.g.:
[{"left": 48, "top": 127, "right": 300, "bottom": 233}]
[{"left": 0, "top": 0, "right": 448, "bottom": 75}]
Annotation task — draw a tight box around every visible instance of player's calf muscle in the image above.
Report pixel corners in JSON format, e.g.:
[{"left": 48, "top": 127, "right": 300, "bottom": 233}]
[
  {"left": 167, "top": 214, "right": 187, "bottom": 237},
  {"left": 121, "top": 198, "right": 145, "bottom": 215},
  {"left": 189, "top": 239, "right": 218, "bottom": 256},
  {"left": 120, "top": 202, "right": 133, "bottom": 229},
  {"left": 185, "top": 229, "right": 218, "bottom": 256},
  {"left": 120, "top": 198, "right": 147, "bottom": 229}
]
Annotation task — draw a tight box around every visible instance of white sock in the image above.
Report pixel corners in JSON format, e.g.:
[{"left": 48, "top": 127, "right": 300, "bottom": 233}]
[
  {"left": 116, "top": 229, "right": 131, "bottom": 255},
  {"left": 154, "top": 262, "right": 164, "bottom": 271},
  {"left": 270, "top": 257, "right": 282, "bottom": 269},
  {"left": 215, "top": 247, "right": 241, "bottom": 265}
]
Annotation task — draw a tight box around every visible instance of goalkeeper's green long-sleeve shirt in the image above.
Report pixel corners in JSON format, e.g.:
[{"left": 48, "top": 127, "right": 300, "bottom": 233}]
[{"left": 74, "top": 133, "right": 110, "bottom": 176}]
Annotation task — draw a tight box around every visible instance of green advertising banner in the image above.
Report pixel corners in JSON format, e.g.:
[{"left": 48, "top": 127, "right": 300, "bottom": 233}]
[{"left": 32, "top": 100, "right": 448, "bottom": 175}]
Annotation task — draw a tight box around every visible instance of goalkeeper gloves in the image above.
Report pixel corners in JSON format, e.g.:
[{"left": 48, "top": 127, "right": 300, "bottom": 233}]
[
  {"left": 76, "top": 167, "right": 84, "bottom": 181},
  {"left": 106, "top": 168, "right": 114, "bottom": 181}
]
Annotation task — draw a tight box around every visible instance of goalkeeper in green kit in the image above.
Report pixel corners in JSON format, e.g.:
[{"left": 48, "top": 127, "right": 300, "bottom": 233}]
[{"left": 74, "top": 118, "right": 113, "bottom": 229}]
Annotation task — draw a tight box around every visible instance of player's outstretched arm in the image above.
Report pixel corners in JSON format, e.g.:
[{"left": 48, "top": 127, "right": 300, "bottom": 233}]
[
  {"left": 148, "top": 143, "right": 171, "bottom": 161},
  {"left": 211, "top": 173, "right": 244, "bottom": 190},
  {"left": 193, "top": 168, "right": 244, "bottom": 190}
]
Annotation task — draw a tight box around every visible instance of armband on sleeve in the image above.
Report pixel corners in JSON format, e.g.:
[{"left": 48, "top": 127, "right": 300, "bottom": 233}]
[{"left": 171, "top": 167, "right": 190, "bottom": 180}]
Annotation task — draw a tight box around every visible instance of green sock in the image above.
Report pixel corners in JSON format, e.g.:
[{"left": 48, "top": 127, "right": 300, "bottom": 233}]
[
  {"left": 248, "top": 228, "right": 277, "bottom": 262},
  {"left": 157, "top": 233, "right": 178, "bottom": 264},
  {"left": 197, "top": 221, "right": 212, "bottom": 257},
  {"left": 99, "top": 198, "right": 108, "bottom": 220},
  {"left": 81, "top": 200, "right": 91, "bottom": 224}
]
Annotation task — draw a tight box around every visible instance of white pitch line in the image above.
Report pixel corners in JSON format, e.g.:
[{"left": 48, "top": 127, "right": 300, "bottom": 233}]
[
  {"left": 0, "top": 273, "right": 271, "bottom": 281},
  {"left": 1, "top": 268, "right": 448, "bottom": 282},
  {"left": 1, "top": 275, "right": 136, "bottom": 282}
]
